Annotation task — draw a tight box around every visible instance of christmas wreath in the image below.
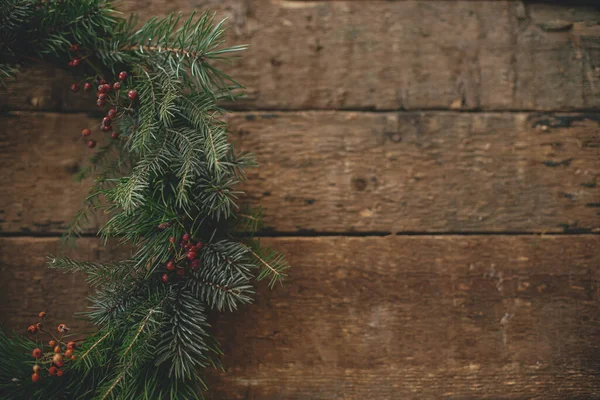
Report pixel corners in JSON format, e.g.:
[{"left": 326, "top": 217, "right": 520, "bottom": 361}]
[{"left": 0, "top": 1, "right": 289, "bottom": 398}]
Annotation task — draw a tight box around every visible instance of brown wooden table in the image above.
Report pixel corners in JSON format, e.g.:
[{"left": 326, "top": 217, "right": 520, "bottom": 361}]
[{"left": 1, "top": 1, "right": 599, "bottom": 398}]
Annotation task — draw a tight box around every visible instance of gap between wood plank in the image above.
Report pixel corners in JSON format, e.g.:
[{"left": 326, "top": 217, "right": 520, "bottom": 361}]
[
  {"left": 0, "top": 231, "right": 599, "bottom": 238},
  {"left": 4, "top": 107, "right": 600, "bottom": 117}
]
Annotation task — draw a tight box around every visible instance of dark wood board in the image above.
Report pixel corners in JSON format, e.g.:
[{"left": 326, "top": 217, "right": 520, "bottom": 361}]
[
  {"left": 1, "top": 1, "right": 599, "bottom": 398},
  {"left": 2, "top": 1, "right": 600, "bottom": 111},
  {"left": 1, "top": 111, "right": 598, "bottom": 234},
  {"left": 1, "top": 235, "right": 599, "bottom": 399}
]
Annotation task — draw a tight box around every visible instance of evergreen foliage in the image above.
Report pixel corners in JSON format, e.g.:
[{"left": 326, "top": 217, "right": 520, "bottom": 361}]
[{"left": 0, "top": 1, "right": 288, "bottom": 398}]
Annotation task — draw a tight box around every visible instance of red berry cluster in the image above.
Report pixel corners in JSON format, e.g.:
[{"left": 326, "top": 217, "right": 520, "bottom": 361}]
[
  {"left": 73, "top": 68, "right": 137, "bottom": 148},
  {"left": 28, "top": 312, "right": 79, "bottom": 383},
  {"left": 161, "top": 234, "right": 203, "bottom": 283},
  {"left": 67, "top": 43, "right": 82, "bottom": 70}
]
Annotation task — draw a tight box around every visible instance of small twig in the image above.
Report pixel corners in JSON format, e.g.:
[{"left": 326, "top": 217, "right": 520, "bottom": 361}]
[
  {"left": 101, "top": 373, "right": 124, "bottom": 400},
  {"left": 195, "top": 277, "right": 234, "bottom": 294},
  {"left": 101, "top": 295, "right": 169, "bottom": 400},
  {"left": 84, "top": 58, "right": 105, "bottom": 80},
  {"left": 121, "top": 45, "right": 205, "bottom": 61},
  {"left": 79, "top": 330, "right": 111, "bottom": 361},
  {"left": 241, "top": 244, "right": 280, "bottom": 277}
]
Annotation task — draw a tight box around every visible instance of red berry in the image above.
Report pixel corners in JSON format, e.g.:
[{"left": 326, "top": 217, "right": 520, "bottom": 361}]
[
  {"left": 103, "top": 84, "right": 111, "bottom": 92},
  {"left": 101, "top": 125, "right": 111, "bottom": 132},
  {"left": 127, "top": 89, "right": 138, "bottom": 100},
  {"left": 81, "top": 128, "right": 91, "bottom": 137},
  {"left": 71, "top": 58, "right": 80, "bottom": 67},
  {"left": 111, "top": 132, "right": 119, "bottom": 139},
  {"left": 182, "top": 234, "right": 190, "bottom": 242},
  {"left": 161, "top": 273, "right": 169, "bottom": 283},
  {"left": 186, "top": 251, "right": 196, "bottom": 260},
  {"left": 54, "top": 346, "right": 62, "bottom": 354},
  {"left": 67, "top": 341, "right": 77, "bottom": 350},
  {"left": 107, "top": 108, "right": 117, "bottom": 118},
  {"left": 97, "top": 93, "right": 106, "bottom": 100},
  {"left": 68, "top": 60, "right": 74, "bottom": 67},
  {"left": 166, "top": 261, "right": 175, "bottom": 271},
  {"left": 98, "top": 85, "right": 108, "bottom": 93},
  {"left": 70, "top": 83, "right": 79, "bottom": 92},
  {"left": 32, "top": 348, "right": 42, "bottom": 359},
  {"left": 113, "top": 82, "right": 121, "bottom": 90},
  {"left": 169, "top": 237, "right": 176, "bottom": 244},
  {"left": 118, "top": 71, "right": 128, "bottom": 81},
  {"left": 96, "top": 99, "right": 105, "bottom": 107},
  {"left": 36, "top": 322, "right": 43, "bottom": 330},
  {"left": 57, "top": 369, "right": 64, "bottom": 377},
  {"left": 87, "top": 140, "right": 96, "bottom": 148},
  {"left": 48, "top": 366, "right": 58, "bottom": 376},
  {"left": 190, "top": 259, "right": 200, "bottom": 270},
  {"left": 27, "top": 325, "right": 38, "bottom": 334},
  {"left": 84, "top": 82, "right": 92, "bottom": 92},
  {"left": 102, "top": 117, "right": 111, "bottom": 125},
  {"left": 195, "top": 241, "right": 204, "bottom": 250},
  {"left": 38, "top": 311, "right": 46, "bottom": 319},
  {"left": 65, "top": 349, "right": 73, "bottom": 357},
  {"left": 32, "top": 373, "right": 40, "bottom": 383},
  {"left": 69, "top": 43, "right": 80, "bottom": 51},
  {"left": 98, "top": 79, "right": 107, "bottom": 85},
  {"left": 176, "top": 268, "right": 185, "bottom": 277},
  {"left": 185, "top": 243, "right": 194, "bottom": 251},
  {"left": 53, "top": 354, "right": 63, "bottom": 364},
  {"left": 49, "top": 340, "right": 56, "bottom": 347}
]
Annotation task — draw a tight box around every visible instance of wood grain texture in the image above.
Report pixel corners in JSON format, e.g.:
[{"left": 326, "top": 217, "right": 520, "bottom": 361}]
[
  {"left": 1, "top": 1, "right": 599, "bottom": 399},
  {"left": 1, "top": 111, "right": 599, "bottom": 234},
  {"left": 0, "top": 112, "right": 104, "bottom": 234},
  {"left": 206, "top": 235, "right": 600, "bottom": 399},
  {"left": 1, "top": 235, "right": 599, "bottom": 398},
  {"left": 2, "top": 1, "right": 600, "bottom": 111}
]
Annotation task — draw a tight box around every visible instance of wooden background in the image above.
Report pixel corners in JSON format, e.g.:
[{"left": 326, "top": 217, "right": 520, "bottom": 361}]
[{"left": 1, "top": 1, "right": 600, "bottom": 398}]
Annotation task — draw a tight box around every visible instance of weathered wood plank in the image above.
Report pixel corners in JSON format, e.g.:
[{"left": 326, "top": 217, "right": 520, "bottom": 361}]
[
  {"left": 2, "top": 1, "right": 600, "bottom": 111},
  {"left": 230, "top": 111, "right": 600, "bottom": 233},
  {"left": 0, "top": 112, "right": 104, "bottom": 234},
  {"left": 1, "top": 236, "right": 599, "bottom": 398},
  {"left": 206, "top": 235, "right": 600, "bottom": 399},
  {"left": 1, "top": 111, "right": 599, "bottom": 233}
]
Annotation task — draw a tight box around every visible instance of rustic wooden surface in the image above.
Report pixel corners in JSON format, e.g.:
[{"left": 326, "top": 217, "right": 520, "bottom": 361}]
[
  {"left": 1, "top": 236, "right": 599, "bottom": 399},
  {"left": 1, "top": 1, "right": 600, "bottom": 399},
  {"left": 207, "top": 236, "right": 600, "bottom": 400},
  {"left": 2, "top": 1, "right": 600, "bottom": 111},
  {"left": 1, "top": 111, "right": 599, "bottom": 234}
]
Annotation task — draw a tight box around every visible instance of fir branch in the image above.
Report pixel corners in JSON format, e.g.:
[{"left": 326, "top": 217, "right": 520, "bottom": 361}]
[
  {"left": 124, "top": 294, "right": 168, "bottom": 358},
  {"left": 79, "top": 330, "right": 111, "bottom": 367},
  {"left": 155, "top": 290, "right": 218, "bottom": 380},
  {"left": 47, "top": 256, "right": 134, "bottom": 288},
  {"left": 187, "top": 268, "right": 254, "bottom": 312},
  {"left": 121, "top": 44, "right": 207, "bottom": 60},
  {"left": 0, "top": 2, "right": 288, "bottom": 398},
  {"left": 243, "top": 242, "right": 290, "bottom": 287},
  {"left": 237, "top": 207, "right": 265, "bottom": 236},
  {"left": 99, "top": 295, "right": 168, "bottom": 400},
  {"left": 199, "top": 240, "right": 254, "bottom": 278}
]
